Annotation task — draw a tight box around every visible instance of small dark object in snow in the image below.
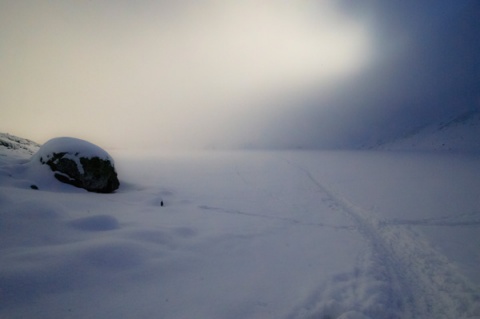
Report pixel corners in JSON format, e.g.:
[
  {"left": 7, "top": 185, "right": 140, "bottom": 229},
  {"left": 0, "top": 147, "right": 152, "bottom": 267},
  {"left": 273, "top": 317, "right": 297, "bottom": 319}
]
[
  {"left": 30, "top": 184, "right": 39, "bottom": 190},
  {"left": 160, "top": 201, "right": 164, "bottom": 207}
]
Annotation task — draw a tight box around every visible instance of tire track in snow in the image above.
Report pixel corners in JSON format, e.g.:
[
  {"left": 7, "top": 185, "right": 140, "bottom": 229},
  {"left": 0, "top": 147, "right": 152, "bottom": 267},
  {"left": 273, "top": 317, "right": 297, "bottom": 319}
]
[{"left": 283, "top": 158, "right": 480, "bottom": 319}]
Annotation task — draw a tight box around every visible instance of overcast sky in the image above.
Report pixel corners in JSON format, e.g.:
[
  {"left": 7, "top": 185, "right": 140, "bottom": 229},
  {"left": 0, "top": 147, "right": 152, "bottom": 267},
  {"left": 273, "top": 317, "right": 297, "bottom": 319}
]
[{"left": 1, "top": 0, "right": 478, "bottom": 149}]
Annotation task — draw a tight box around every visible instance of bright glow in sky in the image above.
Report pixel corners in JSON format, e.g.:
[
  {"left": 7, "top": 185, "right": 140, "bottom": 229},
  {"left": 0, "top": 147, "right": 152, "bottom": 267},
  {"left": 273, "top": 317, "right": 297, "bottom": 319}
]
[{"left": 1, "top": 0, "right": 372, "bottom": 149}]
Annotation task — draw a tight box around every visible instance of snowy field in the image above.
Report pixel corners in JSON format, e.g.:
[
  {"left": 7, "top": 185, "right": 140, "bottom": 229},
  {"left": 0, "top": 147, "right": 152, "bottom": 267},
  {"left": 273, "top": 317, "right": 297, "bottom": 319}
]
[{"left": 1, "top": 148, "right": 480, "bottom": 319}]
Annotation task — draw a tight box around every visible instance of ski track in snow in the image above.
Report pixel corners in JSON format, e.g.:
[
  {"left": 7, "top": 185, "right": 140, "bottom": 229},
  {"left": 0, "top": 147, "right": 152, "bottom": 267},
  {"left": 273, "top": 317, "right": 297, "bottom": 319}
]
[
  {"left": 280, "top": 158, "right": 480, "bottom": 319},
  {"left": 198, "top": 205, "right": 356, "bottom": 230},
  {"left": 382, "top": 212, "right": 480, "bottom": 227}
]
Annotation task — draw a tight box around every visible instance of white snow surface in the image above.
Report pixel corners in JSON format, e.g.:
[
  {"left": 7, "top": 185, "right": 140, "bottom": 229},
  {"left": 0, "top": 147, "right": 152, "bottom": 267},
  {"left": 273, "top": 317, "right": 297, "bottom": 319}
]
[{"left": 1, "top": 148, "right": 480, "bottom": 319}]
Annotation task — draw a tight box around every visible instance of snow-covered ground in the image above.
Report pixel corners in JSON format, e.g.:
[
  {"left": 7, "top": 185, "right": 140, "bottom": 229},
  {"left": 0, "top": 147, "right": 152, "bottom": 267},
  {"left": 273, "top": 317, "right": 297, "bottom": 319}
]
[{"left": 1, "top": 142, "right": 480, "bottom": 318}]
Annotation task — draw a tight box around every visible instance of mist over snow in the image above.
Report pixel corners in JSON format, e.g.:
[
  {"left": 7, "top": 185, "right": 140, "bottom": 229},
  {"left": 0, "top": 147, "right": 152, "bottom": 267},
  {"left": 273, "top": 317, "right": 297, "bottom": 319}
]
[
  {"left": 2, "top": 1, "right": 477, "bottom": 150},
  {"left": 1, "top": 0, "right": 372, "bottom": 150}
]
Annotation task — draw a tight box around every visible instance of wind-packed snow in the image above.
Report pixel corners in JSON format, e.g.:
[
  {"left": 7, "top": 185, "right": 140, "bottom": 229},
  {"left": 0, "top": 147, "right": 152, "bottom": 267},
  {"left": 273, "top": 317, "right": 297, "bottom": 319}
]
[{"left": 1, "top": 147, "right": 480, "bottom": 319}]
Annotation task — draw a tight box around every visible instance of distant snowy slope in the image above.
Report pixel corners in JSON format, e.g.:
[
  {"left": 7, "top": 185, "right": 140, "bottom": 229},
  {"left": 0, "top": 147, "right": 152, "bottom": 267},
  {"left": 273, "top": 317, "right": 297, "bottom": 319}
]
[
  {"left": 0, "top": 133, "right": 40, "bottom": 159},
  {"left": 376, "top": 109, "right": 480, "bottom": 152}
]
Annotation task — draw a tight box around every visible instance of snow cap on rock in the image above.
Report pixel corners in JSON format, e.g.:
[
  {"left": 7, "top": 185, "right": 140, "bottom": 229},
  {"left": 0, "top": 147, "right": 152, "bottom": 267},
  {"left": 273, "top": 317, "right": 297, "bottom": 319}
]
[{"left": 31, "top": 137, "right": 114, "bottom": 164}]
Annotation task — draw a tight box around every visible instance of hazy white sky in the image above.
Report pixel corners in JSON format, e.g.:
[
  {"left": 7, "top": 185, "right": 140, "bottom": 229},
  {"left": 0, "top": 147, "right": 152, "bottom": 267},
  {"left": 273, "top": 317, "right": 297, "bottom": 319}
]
[{"left": 1, "top": 0, "right": 373, "bottom": 149}]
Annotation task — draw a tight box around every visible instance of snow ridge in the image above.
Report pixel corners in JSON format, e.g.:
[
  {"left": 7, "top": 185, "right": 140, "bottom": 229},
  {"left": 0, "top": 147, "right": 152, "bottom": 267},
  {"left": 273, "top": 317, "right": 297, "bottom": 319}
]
[
  {"left": 376, "top": 110, "right": 480, "bottom": 153},
  {"left": 0, "top": 133, "right": 40, "bottom": 159}
]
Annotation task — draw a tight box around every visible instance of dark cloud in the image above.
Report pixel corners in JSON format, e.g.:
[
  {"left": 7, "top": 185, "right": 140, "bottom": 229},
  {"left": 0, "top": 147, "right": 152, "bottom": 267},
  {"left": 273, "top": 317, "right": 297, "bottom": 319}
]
[{"left": 252, "top": 0, "right": 480, "bottom": 149}]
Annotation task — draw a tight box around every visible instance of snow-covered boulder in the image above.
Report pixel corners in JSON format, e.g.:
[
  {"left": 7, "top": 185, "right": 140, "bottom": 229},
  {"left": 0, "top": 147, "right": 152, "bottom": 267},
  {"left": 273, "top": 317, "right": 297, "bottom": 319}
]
[{"left": 31, "top": 137, "right": 119, "bottom": 193}]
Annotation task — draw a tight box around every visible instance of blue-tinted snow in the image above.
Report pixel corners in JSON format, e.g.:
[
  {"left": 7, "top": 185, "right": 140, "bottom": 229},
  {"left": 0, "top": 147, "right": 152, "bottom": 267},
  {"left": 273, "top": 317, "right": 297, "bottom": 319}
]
[{"left": 1, "top": 149, "right": 479, "bottom": 319}]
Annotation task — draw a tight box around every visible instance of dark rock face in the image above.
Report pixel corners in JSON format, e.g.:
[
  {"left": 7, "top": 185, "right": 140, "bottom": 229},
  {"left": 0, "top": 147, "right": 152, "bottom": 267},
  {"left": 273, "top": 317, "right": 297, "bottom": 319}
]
[{"left": 40, "top": 152, "right": 119, "bottom": 193}]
